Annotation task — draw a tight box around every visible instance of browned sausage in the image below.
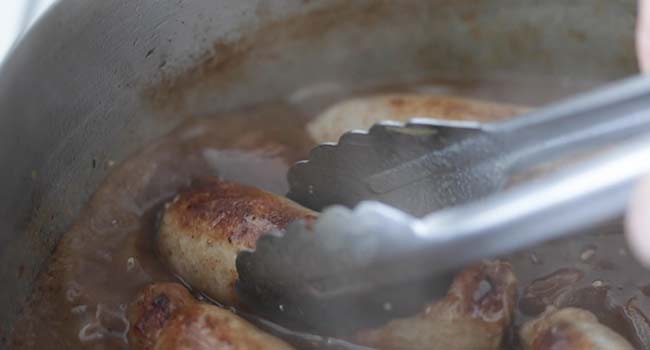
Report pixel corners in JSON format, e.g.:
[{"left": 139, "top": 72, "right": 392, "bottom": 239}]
[
  {"left": 307, "top": 94, "right": 529, "bottom": 143},
  {"left": 355, "top": 260, "right": 517, "bottom": 350},
  {"left": 127, "top": 283, "right": 292, "bottom": 350},
  {"left": 158, "top": 178, "right": 317, "bottom": 305},
  {"left": 520, "top": 307, "right": 633, "bottom": 350}
]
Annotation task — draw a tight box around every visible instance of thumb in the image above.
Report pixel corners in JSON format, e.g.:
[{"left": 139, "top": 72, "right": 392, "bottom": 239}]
[{"left": 626, "top": 177, "right": 650, "bottom": 266}]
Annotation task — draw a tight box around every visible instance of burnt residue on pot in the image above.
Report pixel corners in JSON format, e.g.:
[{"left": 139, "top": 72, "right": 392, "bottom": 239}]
[
  {"left": 142, "top": 0, "right": 395, "bottom": 112},
  {"left": 143, "top": 0, "right": 634, "bottom": 114}
]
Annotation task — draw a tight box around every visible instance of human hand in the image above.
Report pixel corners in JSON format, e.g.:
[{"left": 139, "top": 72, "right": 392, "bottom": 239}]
[{"left": 626, "top": 0, "right": 650, "bottom": 265}]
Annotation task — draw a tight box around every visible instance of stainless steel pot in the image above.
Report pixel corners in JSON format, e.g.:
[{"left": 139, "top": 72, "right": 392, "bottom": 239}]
[{"left": 0, "top": 0, "right": 638, "bottom": 345}]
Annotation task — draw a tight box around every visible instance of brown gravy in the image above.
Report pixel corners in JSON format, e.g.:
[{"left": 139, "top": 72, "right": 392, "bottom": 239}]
[{"left": 10, "top": 77, "right": 650, "bottom": 350}]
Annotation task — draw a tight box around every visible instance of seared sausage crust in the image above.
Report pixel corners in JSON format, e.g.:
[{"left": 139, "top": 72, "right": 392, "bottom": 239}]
[
  {"left": 158, "top": 178, "right": 317, "bottom": 305},
  {"left": 521, "top": 307, "right": 633, "bottom": 350},
  {"left": 127, "top": 283, "right": 292, "bottom": 350}
]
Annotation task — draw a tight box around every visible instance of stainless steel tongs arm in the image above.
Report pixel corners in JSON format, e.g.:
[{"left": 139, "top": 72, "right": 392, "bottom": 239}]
[
  {"left": 375, "top": 75, "right": 650, "bottom": 280},
  {"left": 236, "top": 76, "right": 650, "bottom": 333},
  {"left": 487, "top": 75, "right": 650, "bottom": 169},
  {"left": 304, "top": 75, "right": 650, "bottom": 286},
  {"left": 409, "top": 131, "right": 650, "bottom": 274}
]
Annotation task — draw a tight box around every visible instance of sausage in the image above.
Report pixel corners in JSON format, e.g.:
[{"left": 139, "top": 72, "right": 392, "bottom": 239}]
[
  {"left": 157, "top": 178, "right": 317, "bottom": 305},
  {"left": 354, "top": 260, "right": 517, "bottom": 350},
  {"left": 520, "top": 307, "right": 633, "bottom": 350},
  {"left": 307, "top": 94, "right": 529, "bottom": 143},
  {"left": 127, "top": 282, "right": 292, "bottom": 350}
]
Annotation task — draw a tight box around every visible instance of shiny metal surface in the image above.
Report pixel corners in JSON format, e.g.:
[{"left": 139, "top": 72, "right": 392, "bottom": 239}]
[
  {"left": 288, "top": 119, "right": 499, "bottom": 216},
  {"left": 0, "top": 0, "right": 638, "bottom": 343},
  {"left": 237, "top": 77, "right": 650, "bottom": 333},
  {"left": 288, "top": 75, "right": 650, "bottom": 214},
  {"left": 238, "top": 76, "right": 650, "bottom": 331}
]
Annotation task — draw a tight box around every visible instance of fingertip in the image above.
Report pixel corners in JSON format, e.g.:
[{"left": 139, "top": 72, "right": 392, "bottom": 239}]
[
  {"left": 638, "top": 0, "right": 650, "bottom": 73},
  {"left": 626, "top": 177, "right": 650, "bottom": 267}
]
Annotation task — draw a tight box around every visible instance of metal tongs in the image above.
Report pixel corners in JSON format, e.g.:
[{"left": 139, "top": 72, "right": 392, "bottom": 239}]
[{"left": 236, "top": 75, "right": 650, "bottom": 334}]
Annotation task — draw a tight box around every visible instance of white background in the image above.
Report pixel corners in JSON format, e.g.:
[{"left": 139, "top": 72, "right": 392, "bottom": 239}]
[{"left": 0, "top": 0, "right": 57, "bottom": 65}]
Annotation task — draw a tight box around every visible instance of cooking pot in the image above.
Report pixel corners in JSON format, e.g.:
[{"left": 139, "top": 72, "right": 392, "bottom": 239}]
[{"left": 0, "top": 0, "right": 638, "bottom": 346}]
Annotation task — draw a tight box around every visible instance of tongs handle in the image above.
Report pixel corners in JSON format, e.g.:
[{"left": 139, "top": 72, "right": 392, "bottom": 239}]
[
  {"left": 411, "top": 76, "right": 650, "bottom": 273},
  {"left": 490, "top": 75, "right": 650, "bottom": 169},
  {"left": 235, "top": 76, "right": 650, "bottom": 333}
]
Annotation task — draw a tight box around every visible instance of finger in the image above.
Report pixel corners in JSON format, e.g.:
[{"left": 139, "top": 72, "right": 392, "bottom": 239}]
[
  {"left": 638, "top": 0, "right": 650, "bottom": 72},
  {"left": 625, "top": 177, "right": 650, "bottom": 266}
]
